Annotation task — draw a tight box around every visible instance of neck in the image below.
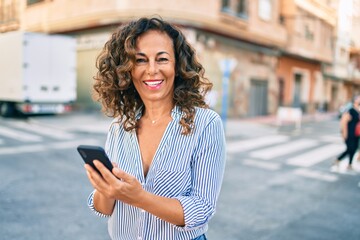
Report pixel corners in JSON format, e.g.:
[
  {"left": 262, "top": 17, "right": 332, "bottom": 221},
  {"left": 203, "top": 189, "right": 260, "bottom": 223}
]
[{"left": 142, "top": 101, "right": 174, "bottom": 123}]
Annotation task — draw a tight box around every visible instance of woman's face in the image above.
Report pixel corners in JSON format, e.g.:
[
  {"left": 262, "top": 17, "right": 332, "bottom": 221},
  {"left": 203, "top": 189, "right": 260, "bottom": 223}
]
[{"left": 131, "top": 30, "right": 176, "bottom": 105}]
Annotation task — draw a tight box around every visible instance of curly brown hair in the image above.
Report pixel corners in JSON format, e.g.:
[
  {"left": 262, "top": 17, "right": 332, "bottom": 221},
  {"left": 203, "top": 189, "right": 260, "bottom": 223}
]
[{"left": 93, "top": 17, "right": 212, "bottom": 135}]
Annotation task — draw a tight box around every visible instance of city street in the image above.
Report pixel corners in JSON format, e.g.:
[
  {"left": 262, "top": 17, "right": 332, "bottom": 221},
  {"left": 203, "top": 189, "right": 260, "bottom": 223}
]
[{"left": 0, "top": 112, "right": 359, "bottom": 240}]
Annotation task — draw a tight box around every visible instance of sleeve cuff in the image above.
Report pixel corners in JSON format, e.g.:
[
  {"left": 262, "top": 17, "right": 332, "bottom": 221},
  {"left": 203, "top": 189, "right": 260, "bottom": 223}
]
[
  {"left": 87, "top": 190, "right": 112, "bottom": 218},
  {"left": 173, "top": 196, "right": 215, "bottom": 231}
]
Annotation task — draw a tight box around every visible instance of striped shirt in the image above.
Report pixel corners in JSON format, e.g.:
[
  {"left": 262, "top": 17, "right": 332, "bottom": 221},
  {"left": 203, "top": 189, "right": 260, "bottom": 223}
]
[{"left": 88, "top": 106, "right": 226, "bottom": 240}]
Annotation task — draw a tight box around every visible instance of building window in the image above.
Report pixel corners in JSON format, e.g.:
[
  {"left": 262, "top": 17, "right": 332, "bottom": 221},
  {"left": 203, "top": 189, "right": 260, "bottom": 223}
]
[
  {"left": 0, "top": 0, "right": 19, "bottom": 24},
  {"left": 322, "top": 23, "right": 333, "bottom": 49},
  {"left": 278, "top": 78, "right": 284, "bottom": 106},
  {"left": 27, "top": 0, "right": 44, "bottom": 5},
  {"left": 304, "top": 24, "right": 314, "bottom": 41},
  {"left": 221, "top": 0, "right": 248, "bottom": 19},
  {"left": 258, "top": 0, "right": 272, "bottom": 21}
]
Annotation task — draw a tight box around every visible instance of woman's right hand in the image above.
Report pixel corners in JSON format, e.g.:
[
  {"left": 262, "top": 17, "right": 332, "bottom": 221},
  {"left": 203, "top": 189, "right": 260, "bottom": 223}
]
[
  {"left": 85, "top": 162, "right": 117, "bottom": 215},
  {"left": 85, "top": 160, "right": 146, "bottom": 209}
]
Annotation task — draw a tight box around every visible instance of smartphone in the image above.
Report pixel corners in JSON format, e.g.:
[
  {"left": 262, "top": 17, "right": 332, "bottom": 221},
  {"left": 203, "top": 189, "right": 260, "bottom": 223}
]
[{"left": 77, "top": 145, "right": 113, "bottom": 175}]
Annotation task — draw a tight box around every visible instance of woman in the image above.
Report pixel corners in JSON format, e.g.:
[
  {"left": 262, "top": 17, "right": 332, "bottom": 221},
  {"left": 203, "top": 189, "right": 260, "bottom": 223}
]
[
  {"left": 333, "top": 95, "right": 360, "bottom": 171},
  {"left": 84, "top": 17, "right": 226, "bottom": 240}
]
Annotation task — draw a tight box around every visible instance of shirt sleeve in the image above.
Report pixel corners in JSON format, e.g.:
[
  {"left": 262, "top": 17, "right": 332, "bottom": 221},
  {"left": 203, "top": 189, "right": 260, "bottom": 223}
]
[
  {"left": 86, "top": 119, "right": 119, "bottom": 218},
  {"left": 174, "top": 115, "right": 226, "bottom": 231}
]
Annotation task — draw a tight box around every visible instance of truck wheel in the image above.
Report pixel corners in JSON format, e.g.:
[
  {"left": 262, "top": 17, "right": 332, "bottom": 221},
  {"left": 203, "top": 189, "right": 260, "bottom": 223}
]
[{"left": 0, "top": 102, "right": 16, "bottom": 117}]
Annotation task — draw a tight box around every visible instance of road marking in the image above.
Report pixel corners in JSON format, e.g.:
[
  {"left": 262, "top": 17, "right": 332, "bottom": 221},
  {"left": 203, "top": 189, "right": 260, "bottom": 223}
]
[
  {"left": 250, "top": 139, "right": 319, "bottom": 160},
  {"left": 50, "top": 140, "right": 100, "bottom": 150},
  {"left": 76, "top": 124, "right": 110, "bottom": 134},
  {"left": 0, "top": 144, "right": 47, "bottom": 154},
  {"left": 7, "top": 121, "right": 75, "bottom": 140},
  {"left": 0, "top": 126, "right": 43, "bottom": 142},
  {"left": 294, "top": 168, "right": 338, "bottom": 182},
  {"left": 227, "top": 135, "right": 289, "bottom": 153},
  {"left": 0, "top": 139, "right": 102, "bottom": 155},
  {"left": 243, "top": 159, "right": 281, "bottom": 171},
  {"left": 318, "top": 135, "right": 343, "bottom": 143},
  {"left": 287, "top": 143, "right": 344, "bottom": 167}
]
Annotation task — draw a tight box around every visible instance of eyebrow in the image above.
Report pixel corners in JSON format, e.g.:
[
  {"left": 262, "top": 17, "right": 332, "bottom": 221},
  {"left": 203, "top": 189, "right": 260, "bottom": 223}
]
[{"left": 135, "top": 51, "right": 170, "bottom": 57}]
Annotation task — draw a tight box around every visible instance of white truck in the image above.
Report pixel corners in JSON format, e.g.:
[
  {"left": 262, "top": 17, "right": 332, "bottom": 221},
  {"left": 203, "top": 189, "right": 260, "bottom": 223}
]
[{"left": 0, "top": 31, "right": 76, "bottom": 117}]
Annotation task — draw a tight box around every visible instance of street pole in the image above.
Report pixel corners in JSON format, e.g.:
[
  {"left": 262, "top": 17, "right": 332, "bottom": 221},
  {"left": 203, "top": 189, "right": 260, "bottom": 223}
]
[
  {"left": 219, "top": 58, "right": 237, "bottom": 132},
  {"left": 221, "top": 68, "right": 230, "bottom": 130}
]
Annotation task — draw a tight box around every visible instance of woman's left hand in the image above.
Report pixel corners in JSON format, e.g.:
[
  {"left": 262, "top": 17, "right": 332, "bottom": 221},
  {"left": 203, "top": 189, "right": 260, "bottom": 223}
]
[{"left": 87, "top": 161, "right": 184, "bottom": 226}]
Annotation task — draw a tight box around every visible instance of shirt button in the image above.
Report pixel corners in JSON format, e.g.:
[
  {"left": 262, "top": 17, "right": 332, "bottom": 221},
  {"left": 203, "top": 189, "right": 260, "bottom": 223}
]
[
  {"left": 137, "top": 236, "right": 142, "bottom": 240},
  {"left": 141, "top": 209, "right": 145, "bottom": 213}
]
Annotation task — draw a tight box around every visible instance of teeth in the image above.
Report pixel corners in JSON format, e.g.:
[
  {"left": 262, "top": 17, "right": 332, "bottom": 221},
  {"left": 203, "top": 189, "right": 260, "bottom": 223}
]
[{"left": 145, "top": 81, "right": 162, "bottom": 86}]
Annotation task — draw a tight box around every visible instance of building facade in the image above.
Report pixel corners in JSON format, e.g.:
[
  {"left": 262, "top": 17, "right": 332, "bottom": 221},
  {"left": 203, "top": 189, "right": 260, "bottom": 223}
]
[
  {"left": 19, "top": 0, "right": 288, "bottom": 116},
  {"left": 321, "top": 0, "right": 360, "bottom": 111},
  {"left": 0, "top": 0, "right": 21, "bottom": 33},
  {"left": 349, "top": 0, "right": 360, "bottom": 93},
  {"left": 277, "top": 0, "right": 337, "bottom": 113}
]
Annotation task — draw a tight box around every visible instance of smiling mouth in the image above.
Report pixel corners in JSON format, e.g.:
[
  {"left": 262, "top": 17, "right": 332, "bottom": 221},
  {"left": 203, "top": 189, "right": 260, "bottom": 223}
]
[{"left": 143, "top": 80, "right": 164, "bottom": 87}]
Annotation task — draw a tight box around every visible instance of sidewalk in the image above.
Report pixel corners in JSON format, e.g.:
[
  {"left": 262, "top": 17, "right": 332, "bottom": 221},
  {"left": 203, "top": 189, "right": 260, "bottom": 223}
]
[
  {"left": 29, "top": 110, "right": 338, "bottom": 137},
  {"left": 233, "top": 111, "right": 338, "bottom": 125},
  {"left": 224, "top": 111, "right": 338, "bottom": 138},
  {"left": 29, "top": 110, "right": 113, "bottom": 134}
]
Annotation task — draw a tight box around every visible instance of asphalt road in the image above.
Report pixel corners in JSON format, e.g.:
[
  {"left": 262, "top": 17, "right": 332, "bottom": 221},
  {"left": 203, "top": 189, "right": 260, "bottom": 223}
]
[{"left": 0, "top": 112, "right": 359, "bottom": 240}]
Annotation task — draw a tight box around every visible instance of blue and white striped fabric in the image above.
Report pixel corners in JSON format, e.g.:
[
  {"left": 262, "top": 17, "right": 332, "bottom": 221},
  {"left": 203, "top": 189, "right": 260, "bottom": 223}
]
[{"left": 88, "top": 106, "right": 226, "bottom": 240}]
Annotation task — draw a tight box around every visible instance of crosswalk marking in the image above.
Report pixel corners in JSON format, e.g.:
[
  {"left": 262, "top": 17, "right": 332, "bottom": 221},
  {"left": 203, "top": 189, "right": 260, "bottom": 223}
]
[
  {"left": 318, "top": 135, "right": 343, "bottom": 143},
  {"left": 0, "top": 144, "right": 47, "bottom": 155},
  {"left": 227, "top": 135, "right": 289, "bottom": 153},
  {"left": 0, "top": 126, "right": 43, "bottom": 142},
  {"left": 0, "top": 117, "right": 347, "bottom": 179},
  {"left": 287, "top": 143, "right": 344, "bottom": 167},
  {"left": 0, "top": 139, "right": 102, "bottom": 155},
  {"left": 294, "top": 168, "right": 338, "bottom": 182},
  {"left": 250, "top": 139, "right": 319, "bottom": 160},
  {"left": 7, "top": 121, "right": 75, "bottom": 140},
  {"left": 242, "top": 159, "right": 281, "bottom": 171}
]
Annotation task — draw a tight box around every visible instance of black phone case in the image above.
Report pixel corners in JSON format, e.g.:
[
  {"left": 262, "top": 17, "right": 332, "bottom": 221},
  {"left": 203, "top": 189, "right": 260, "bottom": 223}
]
[{"left": 77, "top": 145, "right": 113, "bottom": 174}]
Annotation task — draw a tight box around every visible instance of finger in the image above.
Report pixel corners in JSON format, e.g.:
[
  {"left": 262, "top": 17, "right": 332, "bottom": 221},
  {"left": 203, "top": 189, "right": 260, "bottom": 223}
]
[
  {"left": 112, "top": 162, "right": 118, "bottom": 168},
  {"left": 85, "top": 162, "right": 111, "bottom": 190},
  {"left": 84, "top": 164, "right": 101, "bottom": 179},
  {"left": 86, "top": 171, "right": 99, "bottom": 188},
  {"left": 112, "top": 167, "right": 133, "bottom": 182},
  {"left": 93, "top": 160, "right": 117, "bottom": 183},
  {"left": 84, "top": 164, "right": 101, "bottom": 189}
]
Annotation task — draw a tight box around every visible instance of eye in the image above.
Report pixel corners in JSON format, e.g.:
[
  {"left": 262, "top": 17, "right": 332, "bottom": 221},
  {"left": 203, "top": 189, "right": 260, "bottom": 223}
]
[
  {"left": 135, "top": 58, "right": 147, "bottom": 64},
  {"left": 157, "top": 57, "right": 169, "bottom": 63}
]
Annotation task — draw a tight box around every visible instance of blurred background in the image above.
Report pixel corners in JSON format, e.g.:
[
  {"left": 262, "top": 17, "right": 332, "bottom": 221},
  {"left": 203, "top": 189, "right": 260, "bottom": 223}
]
[
  {"left": 1, "top": 1, "right": 360, "bottom": 240},
  {"left": 0, "top": 0, "right": 359, "bottom": 117}
]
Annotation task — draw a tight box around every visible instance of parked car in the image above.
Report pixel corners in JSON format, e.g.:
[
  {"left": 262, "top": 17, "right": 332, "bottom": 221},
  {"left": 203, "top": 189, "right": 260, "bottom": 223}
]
[{"left": 338, "top": 102, "right": 352, "bottom": 119}]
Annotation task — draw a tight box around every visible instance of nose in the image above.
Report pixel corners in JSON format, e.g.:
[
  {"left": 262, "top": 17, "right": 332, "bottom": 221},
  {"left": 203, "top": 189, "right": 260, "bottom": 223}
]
[{"left": 147, "top": 60, "right": 158, "bottom": 75}]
